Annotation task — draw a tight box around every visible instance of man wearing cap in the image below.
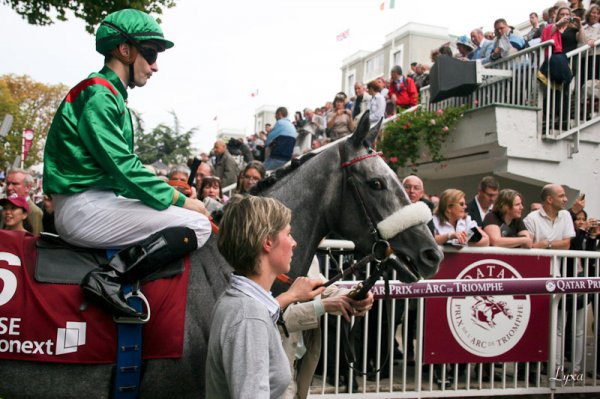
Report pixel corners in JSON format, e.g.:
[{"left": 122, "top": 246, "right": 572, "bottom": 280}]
[
  {"left": 387, "top": 65, "right": 418, "bottom": 113},
  {"left": 43, "top": 9, "right": 211, "bottom": 318}
]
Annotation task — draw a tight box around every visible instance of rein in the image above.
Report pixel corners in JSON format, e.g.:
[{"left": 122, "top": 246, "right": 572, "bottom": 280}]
[{"left": 336, "top": 142, "right": 398, "bottom": 377}]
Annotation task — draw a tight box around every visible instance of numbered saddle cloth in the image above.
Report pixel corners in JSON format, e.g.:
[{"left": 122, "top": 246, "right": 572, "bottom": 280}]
[{"left": 0, "top": 230, "right": 189, "bottom": 364}]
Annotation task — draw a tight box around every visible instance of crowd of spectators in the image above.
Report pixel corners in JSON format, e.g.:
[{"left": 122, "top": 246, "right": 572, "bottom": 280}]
[{"left": 3, "top": 4, "right": 600, "bottom": 394}]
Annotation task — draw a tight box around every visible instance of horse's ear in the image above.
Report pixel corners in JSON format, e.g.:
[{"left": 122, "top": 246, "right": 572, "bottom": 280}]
[
  {"left": 349, "top": 111, "right": 382, "bottom": 149},
  {"left": 365, "top": 117, "right": 383, "bottom": 148},
  {"left": 349, "top": 111, "right": 371, "bottom": 149}
]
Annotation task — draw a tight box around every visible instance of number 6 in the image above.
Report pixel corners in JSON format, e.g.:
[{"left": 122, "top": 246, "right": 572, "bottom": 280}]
[{"left": 0, "top": 252, "right": 21, "bottom": 306}]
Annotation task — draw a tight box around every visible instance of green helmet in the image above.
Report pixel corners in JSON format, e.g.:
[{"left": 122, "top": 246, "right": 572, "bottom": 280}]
[{"left": 95, "top": 9, "right": 174, "bottom": 55}]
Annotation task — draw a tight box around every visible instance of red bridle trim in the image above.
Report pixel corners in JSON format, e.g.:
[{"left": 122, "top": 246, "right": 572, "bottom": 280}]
[{"left": 341, "top": 151, "right": 383, "bottom": 168}]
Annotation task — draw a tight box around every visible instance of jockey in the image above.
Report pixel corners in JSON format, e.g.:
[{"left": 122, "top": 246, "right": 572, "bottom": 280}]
[{"left": 43, "top": 9, "right": 211, "bottom": 318}]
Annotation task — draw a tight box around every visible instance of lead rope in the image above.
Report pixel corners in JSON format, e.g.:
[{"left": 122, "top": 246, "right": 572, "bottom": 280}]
[{"left": 340, "top": 262, "right": 393, "bottom": 378}]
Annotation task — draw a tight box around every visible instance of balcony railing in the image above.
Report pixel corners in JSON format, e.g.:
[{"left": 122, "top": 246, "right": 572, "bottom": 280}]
[{"left": 418, "top": 39, "right": 600, "bottom": 150}]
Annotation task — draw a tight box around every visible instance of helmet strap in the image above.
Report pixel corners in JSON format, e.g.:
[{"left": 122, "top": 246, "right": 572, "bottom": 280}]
[{"left": 111, "top": 45, "right": 138, "bottom": 89}]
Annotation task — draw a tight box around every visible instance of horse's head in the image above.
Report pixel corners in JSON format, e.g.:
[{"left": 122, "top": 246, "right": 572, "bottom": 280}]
[{"left": 331, "top": 112, "right": 442, "bottom": 282}]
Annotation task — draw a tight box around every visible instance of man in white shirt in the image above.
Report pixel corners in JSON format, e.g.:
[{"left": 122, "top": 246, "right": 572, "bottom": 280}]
[
  {"left": 466, "top": 176, "right": 499, "bottom": 226},
  {"left": 523, "top": 184, "right": 575, "bottom": 250}
]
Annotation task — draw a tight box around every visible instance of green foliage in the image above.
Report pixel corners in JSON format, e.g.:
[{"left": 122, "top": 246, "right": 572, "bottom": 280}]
[
  {"left": 134, "top": 111, "right": 194, "bottom": 165},
  {"left": 0, "top": 74, "right": 68, "bottom": 169},
  {"left": 380, "top": 106, "right": 466, "bottom": 171},
  {"left": 2, "top": 0, "right": 176, "bottom": 33}
]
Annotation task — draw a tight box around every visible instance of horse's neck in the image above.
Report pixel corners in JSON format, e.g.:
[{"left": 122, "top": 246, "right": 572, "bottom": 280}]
[{"left": 264, "top": 150, "right": 342, "bottom": 278}]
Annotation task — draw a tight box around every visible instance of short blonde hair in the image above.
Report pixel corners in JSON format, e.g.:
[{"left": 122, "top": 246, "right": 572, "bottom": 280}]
[
  {"left": 434, "top": 188, "right": 465, "bottom": 225},
  {"left": 217, "top": 195, "right": 291, "bottom": 276}
]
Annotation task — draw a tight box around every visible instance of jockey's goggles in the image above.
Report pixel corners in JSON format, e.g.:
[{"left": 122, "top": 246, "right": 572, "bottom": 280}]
[{"left": 137, "top": 46, "right": 158, "bottom": 65}]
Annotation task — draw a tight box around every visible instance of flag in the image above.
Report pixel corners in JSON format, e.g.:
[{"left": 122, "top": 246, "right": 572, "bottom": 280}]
[
  {"left": 390, "top": 0, "right": 395, "bottom": 9},
  {"left": 380, "top": 2, "right": 385, "bottom": 11},
  {"left": 336, "top": 29, "right": 350, "bottom": 42},
  {"left": 250, "top": 89, "right": 259, "bottom": 97}
]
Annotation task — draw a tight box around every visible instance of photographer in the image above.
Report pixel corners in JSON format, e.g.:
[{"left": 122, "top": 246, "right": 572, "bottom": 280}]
[{"left": 326, "top": 95, "right": 354, "bottom": 141}]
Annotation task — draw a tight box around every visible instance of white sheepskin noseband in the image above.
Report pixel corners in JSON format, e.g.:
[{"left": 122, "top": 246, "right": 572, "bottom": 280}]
[{"left": 377, "top": 201, "right": 432, "bottom": 240}]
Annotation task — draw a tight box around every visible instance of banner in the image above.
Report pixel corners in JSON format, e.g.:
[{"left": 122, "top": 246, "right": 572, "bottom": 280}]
[
  {"left": 423, "top": 253, "right": 551, "bottom": 364},
  {"left": 22, "top": 129, "right": 34, "bottom": 160}
]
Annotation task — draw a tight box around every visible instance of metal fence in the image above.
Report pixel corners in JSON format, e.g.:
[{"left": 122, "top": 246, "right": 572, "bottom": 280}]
[
  {"left": 309, "top": 242, "right": 600, "bottom": 398},
  {"left": 418, "top": 39, "right": 600, "bottom": 146}
]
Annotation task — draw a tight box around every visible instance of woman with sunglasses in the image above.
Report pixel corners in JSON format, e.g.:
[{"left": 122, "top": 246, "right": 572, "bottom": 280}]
[
  {"left": 433, "top": 189, "right": 489, "bottom": 247},
  {"left": 42, "top": 9, "right": 212, "bottom": 318}
]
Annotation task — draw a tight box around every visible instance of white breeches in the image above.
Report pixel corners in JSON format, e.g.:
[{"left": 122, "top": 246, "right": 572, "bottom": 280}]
[{"left": 53, "top": 189, "right": 211, "bottom": 249}]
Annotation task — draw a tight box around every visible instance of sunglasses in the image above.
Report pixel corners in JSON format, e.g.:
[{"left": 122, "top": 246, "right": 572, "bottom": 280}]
[
  {"left": 451, "top": 202, "right": 466, "bottom": 207},
  {"left": 138, "top": 46, "right": 158, "bottom": 65}
]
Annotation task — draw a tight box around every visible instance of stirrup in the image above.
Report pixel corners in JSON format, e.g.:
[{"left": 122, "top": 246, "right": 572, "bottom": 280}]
[{"left": 113, "top": 289, "right": 151, "bottom": 324}]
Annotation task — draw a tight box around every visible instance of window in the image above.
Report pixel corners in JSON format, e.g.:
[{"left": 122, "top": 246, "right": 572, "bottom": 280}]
[
  {"left": 346, "top": 73, "right": 355, "bottom": 97},
  {"left": 365, "top": 53, "right": 384, "bottom": 81},
  {"left": 393, "top": 49, "right": 403, "bottom": 67}
]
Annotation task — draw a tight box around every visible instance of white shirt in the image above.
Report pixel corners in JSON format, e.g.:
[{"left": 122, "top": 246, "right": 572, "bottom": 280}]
[
  {"left": 433, "top": 214, "right": 478, "bottom": 245},
  {"left": 474, "top": 196, "right": 490, "bottom": 223},
  {"left": 369, "top": 92, "right": 386, "bottom": 125},
  {"left": 523, "top": 208, "right": 575, "bottom": 244}
]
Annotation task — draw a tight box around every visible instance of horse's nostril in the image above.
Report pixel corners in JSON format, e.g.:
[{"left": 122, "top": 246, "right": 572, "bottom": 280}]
[{"left": 421, "top": 247, "right": 443, "bottom": 265}]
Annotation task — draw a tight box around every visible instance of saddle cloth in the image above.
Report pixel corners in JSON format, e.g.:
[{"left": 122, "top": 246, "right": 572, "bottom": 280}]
[{"left": 0, "top": 230, "right": 189, "bottom": 364}]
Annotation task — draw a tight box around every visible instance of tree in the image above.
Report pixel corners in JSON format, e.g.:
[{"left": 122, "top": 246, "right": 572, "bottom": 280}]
[
  {"left": 0, "top": 74, "right": 68, "bottom": 169},
  {"left": 2, "top": 0, "right": 176, "bottom": 33},
  {"left": 134, "top": 111, "right": 195, "bottom": 166}
]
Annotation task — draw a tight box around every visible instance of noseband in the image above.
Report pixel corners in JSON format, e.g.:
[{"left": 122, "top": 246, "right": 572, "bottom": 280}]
[{"left": 338, "top": 143, "right": 432, "bottom": 260}]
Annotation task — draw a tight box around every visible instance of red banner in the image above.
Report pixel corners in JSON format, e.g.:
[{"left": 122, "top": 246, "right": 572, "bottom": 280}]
[
  {"left": 423, "top": 253, "right": 552, "bottom": 364},
  {"left": 22, "top": 129, "right": 34, "bottom": 160},
  {"left": 0, "top": 231, "right": 188, "bottom": 364}
]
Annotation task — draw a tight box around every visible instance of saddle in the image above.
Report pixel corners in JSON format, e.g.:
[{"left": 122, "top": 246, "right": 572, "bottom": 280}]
[{"left": 34, "top": 233, "right": 184, "bottom": 285}]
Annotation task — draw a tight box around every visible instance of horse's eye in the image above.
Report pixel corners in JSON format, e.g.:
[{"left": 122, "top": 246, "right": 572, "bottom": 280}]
[{"left": 368, "top": 178, "right": 386, "bottom": 190}]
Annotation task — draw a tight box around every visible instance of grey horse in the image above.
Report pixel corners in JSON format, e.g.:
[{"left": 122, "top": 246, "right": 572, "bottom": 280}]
[{"left": 0, "top": 113, "right": 442, "bottom": 398}]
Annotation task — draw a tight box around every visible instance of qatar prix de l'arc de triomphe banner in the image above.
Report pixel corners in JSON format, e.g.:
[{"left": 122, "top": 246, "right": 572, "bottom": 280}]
[{"left": 424, "top": 253, "right": 552, "bottom": 364}]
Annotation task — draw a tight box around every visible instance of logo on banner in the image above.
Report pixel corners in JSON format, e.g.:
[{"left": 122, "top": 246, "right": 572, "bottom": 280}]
[
  {"left": 447, "top": 259, "right": 530, "bottom": 357},
  {"left": 56, "top": 322, "right": 87, "bottom": 355}
]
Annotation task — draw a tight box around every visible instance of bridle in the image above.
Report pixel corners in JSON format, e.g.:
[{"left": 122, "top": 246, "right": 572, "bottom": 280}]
[{"left": 338, "top": 143, "right": 390, "bottom": 261}]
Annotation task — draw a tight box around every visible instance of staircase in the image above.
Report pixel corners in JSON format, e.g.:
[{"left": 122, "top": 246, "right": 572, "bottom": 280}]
[{"left": 389, "top": 40, "right": 600, "bottom": 216}]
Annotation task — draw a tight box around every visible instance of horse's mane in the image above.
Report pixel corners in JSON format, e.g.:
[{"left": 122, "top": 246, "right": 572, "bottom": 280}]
[
  {"left": 250, "top": 134, "right": 363, "bottom": 196},
  {"left": 251, "top": 137, "right": 350, "bottom": 195},
  {"left": 251, "top": 152, "right": 319, "bottom": 195}
]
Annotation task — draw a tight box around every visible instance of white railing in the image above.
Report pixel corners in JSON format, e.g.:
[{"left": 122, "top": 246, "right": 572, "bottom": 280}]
[
  {"left": 420, "top": 40, "right": 555, "bottom": 113},
  {"left": 309, "top": 242, "right": 600, "bottom": 398},
  {"left": 418, "top": 40, "right": 600, "bottom": 144},
  {"left": 543, "top": 39, "right": 600, "bottom": 148}
]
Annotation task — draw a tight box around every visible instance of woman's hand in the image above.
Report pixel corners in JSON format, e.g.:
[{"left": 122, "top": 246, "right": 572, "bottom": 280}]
[
  {"left": 349, "top": 291, "right": 374, "bottom": 318},
  {"left": 183, "top": 197, "right": 210, "bottom": 217},
  {"left": 558, "top": 16, "right": 569, "bottom": 27},
  {"left": 454, "top": 230, "right": 468, "bottom": 245},
  {"left": 286, "top": 277, "right": 325, "bottom": 303},
  {"left": 519, "top": 235, "right": 533, "bottom": 248},
  {"left": 322, "top": 291, "right": 374, "bottom": 321}
]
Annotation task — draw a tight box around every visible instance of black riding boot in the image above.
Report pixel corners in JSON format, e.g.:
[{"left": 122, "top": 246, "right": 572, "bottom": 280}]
[{"left": 81, "top": 227, "right": 198, "bottom": 317}]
